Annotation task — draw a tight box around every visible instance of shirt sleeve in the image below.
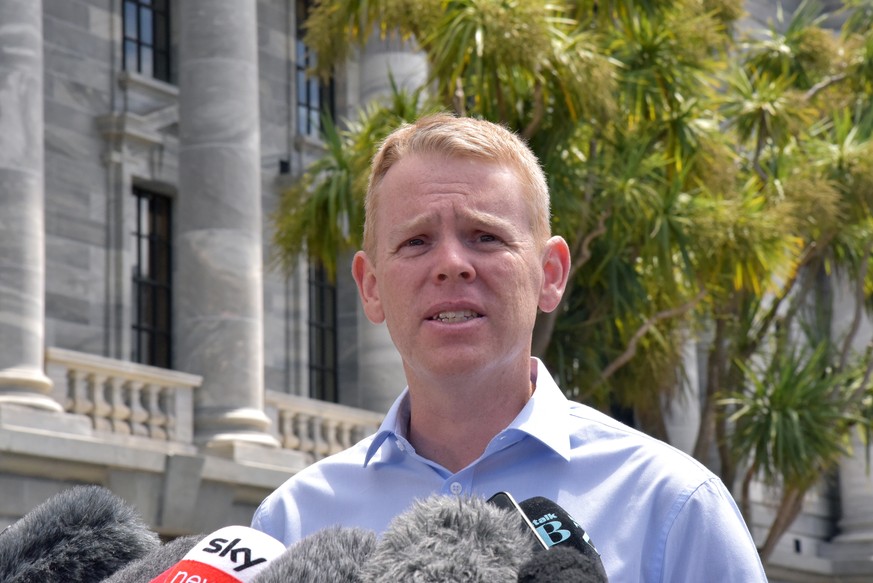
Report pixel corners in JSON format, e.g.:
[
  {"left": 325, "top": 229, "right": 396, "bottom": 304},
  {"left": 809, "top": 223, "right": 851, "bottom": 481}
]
[{"left": 659, "top": 478, "right": 768, "bottom": 582}]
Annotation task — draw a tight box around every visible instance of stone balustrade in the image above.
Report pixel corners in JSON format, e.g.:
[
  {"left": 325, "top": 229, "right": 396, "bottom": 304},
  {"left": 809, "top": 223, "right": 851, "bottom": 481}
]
[
  {"left": 45, "top": 347, "right": 200, "bottom": 445},
  {"left": 266, "top": 391, "right": 383, "bottom": 463},
  {"left": 43, "top": 347, "right": 384, "bottom": 461}
]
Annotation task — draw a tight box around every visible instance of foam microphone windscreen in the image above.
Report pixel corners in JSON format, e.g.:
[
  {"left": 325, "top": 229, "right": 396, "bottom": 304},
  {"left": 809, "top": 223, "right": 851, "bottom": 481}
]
[
  {"left": 149, "top": 526, "right": 285, "bottom": 583},
  {"left": 0, "top": 485, "right": 160, "bottom": 583},
  {"left": 517, "top": 545, "right": 608, "bottom": 583},
  {"left": 360, "top": 495, "right": 538, "bottom": 583},
  {"left": 252, "top": 526, "right": 376, "bottom": 583},
  {"left": 100, "top": 534, "right": 202, "bottom": 583},
  {"left": 518, "top": 496, "right": 608, "bottom": 581}
]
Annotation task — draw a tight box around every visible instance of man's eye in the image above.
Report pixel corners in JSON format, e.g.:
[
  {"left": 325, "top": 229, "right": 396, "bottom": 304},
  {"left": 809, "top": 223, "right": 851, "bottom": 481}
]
[
  {"left": 406, "top": 238, "right": 425, "bottom": 247},
  {"left": 478, "top": 234, "right": 498, "bottom": 243}
]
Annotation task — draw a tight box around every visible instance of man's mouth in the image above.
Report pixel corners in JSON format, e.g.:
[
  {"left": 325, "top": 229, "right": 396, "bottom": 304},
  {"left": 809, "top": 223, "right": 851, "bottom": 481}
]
[{"left": 429, "top": 309, "right": 483, "bottom": 324}]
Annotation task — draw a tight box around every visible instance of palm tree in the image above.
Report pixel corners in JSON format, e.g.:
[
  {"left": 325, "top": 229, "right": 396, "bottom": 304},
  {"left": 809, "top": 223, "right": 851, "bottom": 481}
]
[{"left": 275, "top": 0, "right": 873, "bottom": 562}]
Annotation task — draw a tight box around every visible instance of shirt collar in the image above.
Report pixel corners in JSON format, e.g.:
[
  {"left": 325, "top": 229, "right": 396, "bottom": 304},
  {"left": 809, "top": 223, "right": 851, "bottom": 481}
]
[{"left": 363, "top": 358, "right": 572, "bottom": 467}]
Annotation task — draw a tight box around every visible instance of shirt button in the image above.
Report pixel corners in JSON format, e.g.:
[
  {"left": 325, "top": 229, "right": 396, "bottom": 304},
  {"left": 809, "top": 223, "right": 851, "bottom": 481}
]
[
  {"left": 450, "top": 482, "right": 463, "bottom": 495},
  {"left": 396, "top": 441, "right": 405, "bottom": 451}
]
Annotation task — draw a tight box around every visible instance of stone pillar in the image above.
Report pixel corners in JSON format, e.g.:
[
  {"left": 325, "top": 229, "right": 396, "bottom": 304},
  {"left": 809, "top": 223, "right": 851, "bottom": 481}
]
[
  {"left": 663, "top": 336, "right": 702, "bottom": 456},
  {"left": 353, "top": 35, "right": 428, "bottom": 412},
  {"left": 176, "top": 0, "right": 277, "bottom": 449},
  {"left": 0, "top": 0, "right": 61, "bottom": 412},
  {"left": 832, "top": 275, "right": 873, "bottom": 555}
]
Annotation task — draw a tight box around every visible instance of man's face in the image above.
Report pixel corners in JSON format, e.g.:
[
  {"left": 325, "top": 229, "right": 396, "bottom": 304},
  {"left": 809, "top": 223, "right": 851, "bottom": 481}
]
[{"left": 352, "top": 154, "right": 568, "bottom": 384}]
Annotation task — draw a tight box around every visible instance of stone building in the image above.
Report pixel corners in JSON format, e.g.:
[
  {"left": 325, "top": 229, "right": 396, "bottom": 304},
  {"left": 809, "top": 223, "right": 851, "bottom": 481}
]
[{"left": 0, "top": 0, "right": 870, "bottom": 580}]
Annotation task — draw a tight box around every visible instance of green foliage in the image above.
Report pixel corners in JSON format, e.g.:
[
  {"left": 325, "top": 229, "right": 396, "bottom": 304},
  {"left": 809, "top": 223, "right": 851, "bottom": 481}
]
[
  {"left": 275, "top": 0, "right": 873, "bottom": 557},
  {"left": 724, "top": 341, "right": 869, "bottom": 488}
]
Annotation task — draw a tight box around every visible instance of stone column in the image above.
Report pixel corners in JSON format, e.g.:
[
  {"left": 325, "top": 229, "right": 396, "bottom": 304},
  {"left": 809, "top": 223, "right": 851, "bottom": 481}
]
[
  {"left": 831, "top": 275, "right": 873, "bottom": 556},
  {"left": 176, "top": 0, "right": 277, "bottom": 449},
  {"left": 353, "top": 35, "right": 428, "bottom": 412},
  {"left": 0, "top": 0, "right": 61, "bottom": 412}
]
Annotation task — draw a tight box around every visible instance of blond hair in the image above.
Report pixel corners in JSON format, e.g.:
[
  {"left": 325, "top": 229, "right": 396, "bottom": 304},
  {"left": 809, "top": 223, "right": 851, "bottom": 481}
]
[{"left": 363, "top": 114, "right": 550, "bottom": 254}]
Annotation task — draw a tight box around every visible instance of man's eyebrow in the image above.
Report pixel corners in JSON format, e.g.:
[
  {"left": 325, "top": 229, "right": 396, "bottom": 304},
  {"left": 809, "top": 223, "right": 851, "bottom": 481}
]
[
  {"left": 388, "top": 209, "right": 519, "bottom": 242},
  {"left": 388, "top": 213, "right": 440, "bottom": 242}
]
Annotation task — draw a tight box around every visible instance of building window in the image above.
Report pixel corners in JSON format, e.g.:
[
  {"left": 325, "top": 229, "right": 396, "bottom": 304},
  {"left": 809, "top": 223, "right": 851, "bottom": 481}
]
[
  {"left": 123, "top": 0, "right": 172, "bottom": 83},
  {"left": 296, "top": 0, "right": 334, "bottom": 136},
  {"left": 308, "top": 263, "right": 338, "bottom": 402},
  {"left": 132, "top": 187, "right": 173, "bottom": 368}
]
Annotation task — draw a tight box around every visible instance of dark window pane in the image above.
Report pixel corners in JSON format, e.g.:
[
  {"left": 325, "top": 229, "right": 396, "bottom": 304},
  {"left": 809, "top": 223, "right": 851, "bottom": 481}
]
[
  {"left": 139, "top": 7, "right": 154, "bottom": 45},
  {"left": 124, "top": 40, "right": 138, "bottom": 72},
  {"left": 297, "top": 70, "right": 307, "bottom": 103},
  {"left": 140, "top": 46, "right": 153, "bottom": 77},
  {"left": 154, "top": 14, "right": 168, "bottom": 47},
  {"left": 124, "top": 2, "right": 138, "bottom": 39},
  {"left": 308, "top": 262, "right": 337, "bottom": 401},
  {"left": 156, "top": 289, "right": 170, "bottom": 330},
  {"left": 132, "top": 187, "right": 173, "bottom": 368}
]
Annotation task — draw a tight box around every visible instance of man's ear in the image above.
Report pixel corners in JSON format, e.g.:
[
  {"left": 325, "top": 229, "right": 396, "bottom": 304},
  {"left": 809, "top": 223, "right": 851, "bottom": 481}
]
[
  {"left": 538, "top": 236, "right": 571, "bottom": 313},
  {"left": 352, "top": 251, "right": 385, "bottom": 324}
]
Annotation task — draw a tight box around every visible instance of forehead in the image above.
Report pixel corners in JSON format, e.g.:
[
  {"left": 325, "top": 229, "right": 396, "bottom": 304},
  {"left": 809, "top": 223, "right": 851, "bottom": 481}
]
[{"left": 377, "top": 154, "right": 524, "bottom": 207}]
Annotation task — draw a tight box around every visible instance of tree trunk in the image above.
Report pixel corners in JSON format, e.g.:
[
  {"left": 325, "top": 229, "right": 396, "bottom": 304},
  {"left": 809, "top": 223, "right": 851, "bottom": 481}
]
[
  {"left": 740, "top": 464, "right": 757, "bottom": 525},
  {"left": 759, "top": 485, "right": 806, "bottom": 563},
  {"left": 718, "top": 363, "right": 744, "bottom": 489},
  {"left": 693, "top": 316, "right": 728, "bottom": 464}
]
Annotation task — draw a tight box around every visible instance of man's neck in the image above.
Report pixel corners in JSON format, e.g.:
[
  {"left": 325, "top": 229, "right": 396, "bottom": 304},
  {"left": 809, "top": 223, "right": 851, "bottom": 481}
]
[{"left": 404, "top": 358, "right": 535, "bottom": 473}]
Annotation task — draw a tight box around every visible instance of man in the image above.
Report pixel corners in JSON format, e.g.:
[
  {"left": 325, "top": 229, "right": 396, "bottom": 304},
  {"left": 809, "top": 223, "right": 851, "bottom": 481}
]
[{"left": 252, "top": 114, "right": 767, "bottom": 581}]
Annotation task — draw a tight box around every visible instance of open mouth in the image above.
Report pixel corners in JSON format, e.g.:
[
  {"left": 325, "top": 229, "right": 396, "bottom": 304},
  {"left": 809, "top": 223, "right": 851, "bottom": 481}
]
[{"left": 429, "top": 309, "right": 483, "bottom": 324}]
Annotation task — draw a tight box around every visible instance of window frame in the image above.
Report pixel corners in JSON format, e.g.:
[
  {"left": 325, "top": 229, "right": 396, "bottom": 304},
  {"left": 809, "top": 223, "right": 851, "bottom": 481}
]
[
  {"left": 307, "top": 263, "right": 338, "bottom": 402},
  {"left": 131, "top": 186, "right": 173, "bottom": 369},
  {"left": 295, "top": 0, "right": 335, "bottom": 137},
  {"left": 123, "top": 0, "right": 173, "bottom": 83}
]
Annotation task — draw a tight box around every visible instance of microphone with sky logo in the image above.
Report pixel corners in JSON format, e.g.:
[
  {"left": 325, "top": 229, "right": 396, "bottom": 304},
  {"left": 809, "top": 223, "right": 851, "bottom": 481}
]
[{"left": 148, "top": 526, "right": 285, "bottom": 583}]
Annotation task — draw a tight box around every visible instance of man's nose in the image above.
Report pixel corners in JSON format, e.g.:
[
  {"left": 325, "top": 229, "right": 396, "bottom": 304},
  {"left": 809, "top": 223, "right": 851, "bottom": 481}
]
[{"left": 433, "top": 238, "right": 476, "bottom": 283}]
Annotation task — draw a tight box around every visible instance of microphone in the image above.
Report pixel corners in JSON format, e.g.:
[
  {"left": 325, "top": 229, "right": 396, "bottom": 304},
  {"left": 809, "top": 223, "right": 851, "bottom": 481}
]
[
  {"left": 100, "top": 534, "right": 202, "bottom": 583},
  {"left": 252, "top": 525, "right": 376, "bottom": 583},
  {"left": 360, "top": 494, "right": 538, "bottom": 582},
  {"left": 149, "top": 526, "right": 286, "bottom": 583},
  {"left": 517, "top": 545, "right": 608, "bottom": 583},
  {"left": 518, "top": 496, "right": 608, "bottom": 581},
  {"left": 0, "top": 485, "right": 160, "bottom": 583}
]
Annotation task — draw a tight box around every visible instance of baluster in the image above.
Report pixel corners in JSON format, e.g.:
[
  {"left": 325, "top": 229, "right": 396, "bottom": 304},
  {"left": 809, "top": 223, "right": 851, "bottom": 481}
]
[
  {"left": 69, "top": 369, "right": 92, "bottom": 416},
  {"left": 108, "top": 377, "right": 131, "bottom": 435},
  {"left": 163, "top": 389, "right": 177, "bottom": 441},
  {"left": 280, "top": 411, "right": 300, "bottom": 450},
  {"left": 324, "top": 419, "right": 340, "bottom": 456},
  {"left": 126, "top": 381, "right": 149, "bottom": 436},
  {"left": 88, "top": 373, "right": 112, "bottom": 431},
  {"left": 311, "top": 416, "right": 329, "bottom": 460},
  {"left": 61, "top": 369, "right": 75, "bottom": 412},
  {"left": 337, "top": 422, "right": 353, "bottom": 451},
  {"left": 146, "top": 384, "right": 167, "bottom": 440},
  {"left": 295, "top": 413, "right": 314, "bottom": 460}
]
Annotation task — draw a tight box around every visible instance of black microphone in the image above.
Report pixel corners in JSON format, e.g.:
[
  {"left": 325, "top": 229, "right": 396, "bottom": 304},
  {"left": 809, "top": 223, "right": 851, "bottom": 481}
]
[
  {"left": 360, "top": 494, "right": 538, "bottom": 582},
  {"left": 518, "top": 496, "right": 608, "bottom": 581},
  {"left": 0, "top": 485, "right": 161, "bottom": 583},
  {"left": 252, "top": 525, "right": 376, "bottom": 583},
  {"left": 100, "top": 534, "right": 202, "bottom": 583},
  {"left": 517, "top": 545, "right": 608, "bottom": 583}
]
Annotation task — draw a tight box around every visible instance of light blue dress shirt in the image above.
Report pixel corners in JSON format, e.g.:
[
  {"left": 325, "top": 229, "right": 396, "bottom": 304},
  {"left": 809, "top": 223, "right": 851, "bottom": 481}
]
[{"left": 252, "top": 359, "right": 767, "bottom": 582}]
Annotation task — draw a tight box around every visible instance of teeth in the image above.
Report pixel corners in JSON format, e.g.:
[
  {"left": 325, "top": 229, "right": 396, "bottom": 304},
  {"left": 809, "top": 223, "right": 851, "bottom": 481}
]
[{"left": 432, "top": 309, "right": 481, "bottom": 323}]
